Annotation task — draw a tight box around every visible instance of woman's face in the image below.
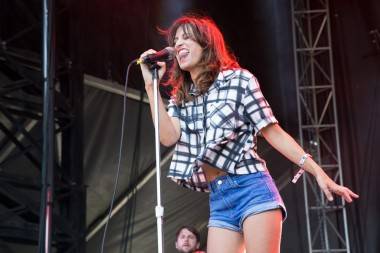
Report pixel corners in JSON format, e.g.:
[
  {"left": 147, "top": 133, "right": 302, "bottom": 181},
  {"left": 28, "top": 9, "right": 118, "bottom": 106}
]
[{"left": 174, "top": 25, "right": 203, "bottom": 80}]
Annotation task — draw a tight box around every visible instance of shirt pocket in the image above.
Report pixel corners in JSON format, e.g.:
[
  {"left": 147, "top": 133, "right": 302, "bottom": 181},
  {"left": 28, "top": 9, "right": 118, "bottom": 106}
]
[
  {"left": 183, "top": 115, "right": 204, "bottom": 134},
  {"left": 208, "top": 102, "right": 237, "bottom": 131}
]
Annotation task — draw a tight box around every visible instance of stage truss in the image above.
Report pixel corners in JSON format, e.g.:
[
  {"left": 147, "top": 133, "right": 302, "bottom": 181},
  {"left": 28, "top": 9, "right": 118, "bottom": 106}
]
[{"left": 291, "top": 0, "right": 351, "bottom": 252}]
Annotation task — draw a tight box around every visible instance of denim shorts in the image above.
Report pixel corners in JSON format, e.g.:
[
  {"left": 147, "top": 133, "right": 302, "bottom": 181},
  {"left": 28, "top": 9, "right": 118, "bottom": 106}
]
[{"left": 208, "top": 171, "right": 287, "bottom": 233}]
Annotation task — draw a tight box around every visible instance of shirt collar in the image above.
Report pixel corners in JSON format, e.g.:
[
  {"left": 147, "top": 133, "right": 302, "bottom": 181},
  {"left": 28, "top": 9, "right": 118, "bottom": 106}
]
[
  {"left": 208, "top": 69, "right": 237, "bottom": 93},
  {"left": 188, "top": 69, "right": 238, "bottom": 97},
  {"left": 189, "top": 83, "right": 200, "bottom": 97}
]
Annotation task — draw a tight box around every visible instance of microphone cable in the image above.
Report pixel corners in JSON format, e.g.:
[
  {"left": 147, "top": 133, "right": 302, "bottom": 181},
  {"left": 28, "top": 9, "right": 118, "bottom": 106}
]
[{"left": 99, "top": 58, "right": 138, "bottom": 253}]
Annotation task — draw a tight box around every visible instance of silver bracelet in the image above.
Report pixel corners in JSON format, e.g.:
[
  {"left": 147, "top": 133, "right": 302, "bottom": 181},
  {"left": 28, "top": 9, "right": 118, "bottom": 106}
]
[{"left": 292, "top": 153, "right": 312, "bottom": 183}]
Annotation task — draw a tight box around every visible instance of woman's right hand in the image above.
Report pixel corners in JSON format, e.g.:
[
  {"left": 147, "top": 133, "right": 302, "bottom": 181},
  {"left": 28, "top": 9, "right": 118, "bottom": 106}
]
[{"left": 139, "top": 49, "right": 167, "bottom": 89}]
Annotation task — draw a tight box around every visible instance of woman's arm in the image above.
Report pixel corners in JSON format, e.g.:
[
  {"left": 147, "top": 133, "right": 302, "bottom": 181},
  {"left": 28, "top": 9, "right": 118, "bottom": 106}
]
[
  {"left": 140, "top": 49, "right": 181, "bottom": 147},
  {"left": 145, "top": 85, "right": 180, "bottom": 146},
  {"left": 261, "top": 123, "right": 359, "bottom": 202}
]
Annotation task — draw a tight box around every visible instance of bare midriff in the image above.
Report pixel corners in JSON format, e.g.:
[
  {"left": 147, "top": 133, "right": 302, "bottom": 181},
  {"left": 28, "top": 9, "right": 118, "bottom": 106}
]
[{"left": 201, "top": 163, "right": 227, "bottom": 182}]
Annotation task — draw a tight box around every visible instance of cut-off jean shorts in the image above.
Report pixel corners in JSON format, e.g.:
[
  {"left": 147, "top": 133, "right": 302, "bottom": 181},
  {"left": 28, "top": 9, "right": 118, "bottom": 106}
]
[{"left": 208, "top": 170, "right": 287, "bottom": 233}]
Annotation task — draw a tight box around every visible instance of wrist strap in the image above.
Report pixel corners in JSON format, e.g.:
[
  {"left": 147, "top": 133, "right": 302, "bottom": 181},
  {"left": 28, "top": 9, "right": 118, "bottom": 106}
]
[{"left": 292, "top": 153, "right": 312, "bottom": 183}]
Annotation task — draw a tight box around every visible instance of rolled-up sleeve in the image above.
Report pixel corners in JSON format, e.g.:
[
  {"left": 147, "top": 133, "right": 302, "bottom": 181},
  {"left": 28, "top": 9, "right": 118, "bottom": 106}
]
[
  {"left": 243, "top": 76, "right": 278, "bottom": 133},
  {"left": 167, "top": 98, "right": 179, "bottom": 118}
]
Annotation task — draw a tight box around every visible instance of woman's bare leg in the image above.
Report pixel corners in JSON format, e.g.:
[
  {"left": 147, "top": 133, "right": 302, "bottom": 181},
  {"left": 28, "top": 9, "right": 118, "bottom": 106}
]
[
  {"left": 207, "top": 227, "right": 245, "bottom": 253},
  {"left": 242, "top": 209, "right": 283, "bottom": 253}
]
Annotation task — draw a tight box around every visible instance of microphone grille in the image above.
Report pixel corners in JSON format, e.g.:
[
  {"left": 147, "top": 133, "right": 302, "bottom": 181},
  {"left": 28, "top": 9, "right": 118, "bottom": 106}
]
[{"left": 165, "top": 47, "right": 176, "bottom": 59}]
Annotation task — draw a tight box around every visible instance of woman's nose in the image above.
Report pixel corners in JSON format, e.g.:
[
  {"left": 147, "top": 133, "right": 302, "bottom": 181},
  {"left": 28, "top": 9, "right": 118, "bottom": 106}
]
[{"left": 175, "top": 39, "right": 183, "bottom": 48}]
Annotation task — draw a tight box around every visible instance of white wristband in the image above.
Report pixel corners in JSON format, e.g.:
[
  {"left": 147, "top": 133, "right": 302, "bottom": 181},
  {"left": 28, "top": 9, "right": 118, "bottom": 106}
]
[{"left": 292, "top": 153, "right": 312, "bottom": 183}]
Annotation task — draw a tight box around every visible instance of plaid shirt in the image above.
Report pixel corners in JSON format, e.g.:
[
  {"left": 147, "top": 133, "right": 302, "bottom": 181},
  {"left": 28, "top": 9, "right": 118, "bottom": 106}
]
[{"left": 167, "top": 69, "right": 278, "bottom": 192}]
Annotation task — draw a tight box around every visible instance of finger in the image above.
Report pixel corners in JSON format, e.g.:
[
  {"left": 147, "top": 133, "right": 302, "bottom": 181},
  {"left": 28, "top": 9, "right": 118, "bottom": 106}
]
[
  {"left": 348, "top": 189, "right": 359, "bottom": 198},
  {"left": 323, "top": 187, "right": 334, "bottom": 201},
  {"left": 156, "top": 61, "right": 166, "bottom": 67},
  {"left": 342, "top": 187, "right": 358, "bottom": 202},
  {"left": 339, "top": 187, "right": 359, "bottom": 202},
  {"left": 343, "top": 191, "right": 353, "bottom": 203},
  {"left": 140, "top": 49, "right": 157, "bottom": 59}
]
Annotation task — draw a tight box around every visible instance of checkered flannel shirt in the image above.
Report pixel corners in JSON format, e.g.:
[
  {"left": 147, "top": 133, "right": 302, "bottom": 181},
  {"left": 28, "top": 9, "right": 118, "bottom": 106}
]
[{"left": 167, "top": 68, "right": 278, "bottom": 192}]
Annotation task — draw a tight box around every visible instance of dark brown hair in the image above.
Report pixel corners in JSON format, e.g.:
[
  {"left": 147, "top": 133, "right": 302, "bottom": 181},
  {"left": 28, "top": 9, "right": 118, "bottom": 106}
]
[
  {"left": 162, "top": 14, "right": 240, "bottom": 104},
  {"left": 175, "top": 225, "right": 201, "bottom": 243}
]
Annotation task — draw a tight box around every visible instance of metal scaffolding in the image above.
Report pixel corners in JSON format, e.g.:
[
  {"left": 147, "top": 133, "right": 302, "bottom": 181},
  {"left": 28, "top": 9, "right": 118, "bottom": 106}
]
[
  {"left": 291, "top": 0, "right": 351, "bottom": 252},
  {"left": 0, "top": 1, "right": 85, "bottom": 252}
]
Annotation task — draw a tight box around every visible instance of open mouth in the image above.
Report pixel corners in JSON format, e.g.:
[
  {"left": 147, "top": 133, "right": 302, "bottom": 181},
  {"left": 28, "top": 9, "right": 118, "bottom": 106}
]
[{"left": 178, "top": 48, "right": 189, "bottom": 61}]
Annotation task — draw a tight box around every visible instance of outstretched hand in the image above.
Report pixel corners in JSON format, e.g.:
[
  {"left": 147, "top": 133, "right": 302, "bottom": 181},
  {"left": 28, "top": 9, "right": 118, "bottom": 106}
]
[{"left": 315, "top": 172, "right": 359, "bottom": 203}]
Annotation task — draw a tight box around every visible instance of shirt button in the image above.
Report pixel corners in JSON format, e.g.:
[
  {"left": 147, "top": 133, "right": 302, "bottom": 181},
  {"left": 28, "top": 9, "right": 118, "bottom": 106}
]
[{"left": 217, "top": 180, "right": 223, "bottom": 185}]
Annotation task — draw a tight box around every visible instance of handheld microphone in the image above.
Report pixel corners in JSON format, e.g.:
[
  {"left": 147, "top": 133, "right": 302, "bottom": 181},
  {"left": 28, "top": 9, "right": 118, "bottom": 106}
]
[{"left": 137, "top": 47, "right": 176, "bottom": 65}]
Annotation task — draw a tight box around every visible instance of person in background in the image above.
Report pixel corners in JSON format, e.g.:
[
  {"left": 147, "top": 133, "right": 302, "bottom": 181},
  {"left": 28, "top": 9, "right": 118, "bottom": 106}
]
[{"left": 175, "top": 226, "right": 205, "bottom": 253}]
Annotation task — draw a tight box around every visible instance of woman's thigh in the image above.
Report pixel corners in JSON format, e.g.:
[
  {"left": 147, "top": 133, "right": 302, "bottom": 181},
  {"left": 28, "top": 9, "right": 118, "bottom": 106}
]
[
  {"left": 207, "top": 227, "right": 245, "bottom": 253},
  {"left": 242, "top": 209, "right": 283, "bottom": 253}
]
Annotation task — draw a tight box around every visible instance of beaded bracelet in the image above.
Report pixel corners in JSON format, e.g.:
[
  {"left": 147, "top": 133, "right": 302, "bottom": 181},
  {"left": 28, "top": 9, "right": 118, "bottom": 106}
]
[{"left": 291, "top": 153, "right": 312, "bottom": 183}]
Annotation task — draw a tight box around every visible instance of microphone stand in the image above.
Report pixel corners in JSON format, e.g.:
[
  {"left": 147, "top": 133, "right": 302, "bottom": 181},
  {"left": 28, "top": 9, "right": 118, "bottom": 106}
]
[
  {"left": 150, "top": 63, "right": 164, "bottom": 253},
  {"left": 39, "top": 0, "right": 55, "bottom": 252}
]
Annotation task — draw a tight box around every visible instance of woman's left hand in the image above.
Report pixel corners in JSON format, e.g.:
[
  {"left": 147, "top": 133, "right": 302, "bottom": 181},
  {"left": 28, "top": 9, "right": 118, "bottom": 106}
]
[
  {"left": 260, "top": 124, "right": 359, "bottom": 203},
  {"left": 315, "top": 172, "right": 359, "bottom": 203}
]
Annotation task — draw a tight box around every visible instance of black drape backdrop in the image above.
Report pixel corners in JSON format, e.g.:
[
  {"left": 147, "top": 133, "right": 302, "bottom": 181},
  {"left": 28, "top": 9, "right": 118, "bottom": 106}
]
[{"left": 331, "top": 1, "right": 380, "bottom": 252}]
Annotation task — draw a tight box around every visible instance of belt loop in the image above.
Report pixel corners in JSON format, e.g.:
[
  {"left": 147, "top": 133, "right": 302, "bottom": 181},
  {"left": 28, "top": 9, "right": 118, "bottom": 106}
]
[
  {"left": 225, "top": 173, "right": 232, "bottom": 186},
  {"left": 208, "top": 181, "right": 214, "bottom": 193}
]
